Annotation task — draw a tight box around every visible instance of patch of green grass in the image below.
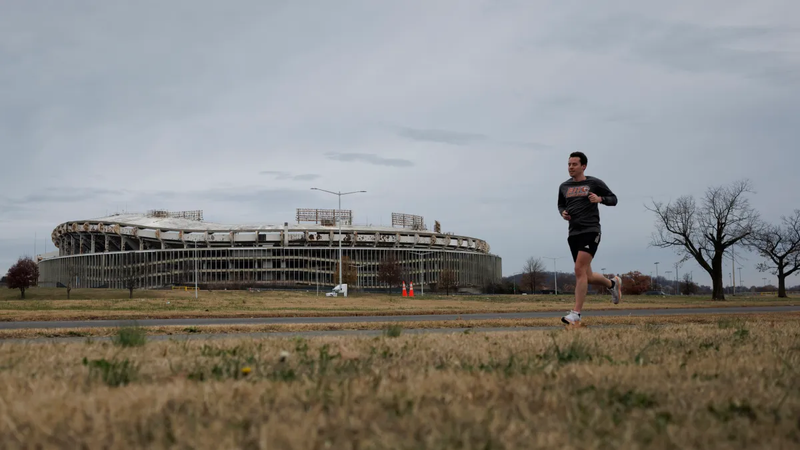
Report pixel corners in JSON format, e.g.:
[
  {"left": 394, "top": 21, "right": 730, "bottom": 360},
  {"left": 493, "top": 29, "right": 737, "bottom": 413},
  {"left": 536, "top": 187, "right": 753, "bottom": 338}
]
[
  {"left": 112, "top": 324, "right": 147, "bottom": 347},
  {"left": 633, "top": 338, "right": 661, "bottom": 365},
  {"left": 733, "top": 327, "right": 750, "bottom": 341},
  {"left": 707, "top": 400, "right": 758, "bottom": 423},
  {"left": 82, "top": 357, "right": 138, "bottom": 387},
  {"left": 576, "top": 385, "right": 660, "bottom": 426},
  {"left": 699, "top": 339, "right": 720, "bottom": 351},
  {"left": 477, "top": 354, "right": 536, "bottom": 376},
  {"left": 543, "top": 335, "right": 597, "bottom": 364},
  {"left": 639, "top": 322, "right": 661, "bottom": 333},
  {"left": 384, "top": 324, "right": 403, "bottom": 338},
  {"left": 718, "top": 318, "right": 747, "bottom": 329},
  {"left": 189, "top": 347, "right": 258, "bottom": 382}
]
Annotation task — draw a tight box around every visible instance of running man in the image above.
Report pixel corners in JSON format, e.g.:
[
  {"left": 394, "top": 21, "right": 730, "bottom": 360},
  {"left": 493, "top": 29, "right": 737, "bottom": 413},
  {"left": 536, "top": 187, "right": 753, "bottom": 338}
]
[{"left": 557, "top": 151, "right": 622, "bottom": 325}]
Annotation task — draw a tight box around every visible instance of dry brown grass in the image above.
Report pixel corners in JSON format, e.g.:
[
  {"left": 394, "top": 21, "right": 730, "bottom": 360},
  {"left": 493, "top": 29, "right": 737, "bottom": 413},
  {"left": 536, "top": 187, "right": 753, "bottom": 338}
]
[
  {"left": 1, "top": 317, "right": 799, "bottom": 448},
  {"left": 2, "top": 312, "right": 799, "bottom": 341},
  {"left": 1, "top": 288, "right": 795, "bottom": 322}
]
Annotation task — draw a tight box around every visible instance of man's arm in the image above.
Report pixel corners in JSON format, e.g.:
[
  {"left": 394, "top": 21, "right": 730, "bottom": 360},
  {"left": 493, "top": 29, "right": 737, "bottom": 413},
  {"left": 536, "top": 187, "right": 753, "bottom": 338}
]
[
  {"left": 558, "top": 186, "right": 567, "bottom": 215},
  {"left": 558, "top": 186, "right": 571, "bottom": 220},
  {"left": 593, "top": 179, "right": 618, "bottom": 206}
]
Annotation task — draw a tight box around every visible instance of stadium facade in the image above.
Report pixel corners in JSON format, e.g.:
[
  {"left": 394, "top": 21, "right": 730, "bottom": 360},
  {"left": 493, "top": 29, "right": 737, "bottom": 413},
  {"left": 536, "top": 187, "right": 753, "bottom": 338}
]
[{"left": 38, "top": 209, "right": 502, "bottom": 292}]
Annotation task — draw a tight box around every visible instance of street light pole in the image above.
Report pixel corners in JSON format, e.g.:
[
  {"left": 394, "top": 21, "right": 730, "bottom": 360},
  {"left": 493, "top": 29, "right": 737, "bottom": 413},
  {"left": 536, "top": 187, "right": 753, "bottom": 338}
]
[
  {"left": 410, "top": 251, "right": 433, "bottom": 296},
  {"left": 654, "top": 262, "right": 659, "bottom": 290},
  {"left": 543, "top": 256, "right": 565, "bottom": 295},
  {"left": 665, "top": 270, "right": 672, "bottom": 294},
  {"left": 311, "top": 188, "right": 366, "bottom": 296},
  {"left": 194, "top": 236, "right": 198, "bottom": 299},
  {"left": 738, "top": 267, "right": 743, "bottom": 293}
]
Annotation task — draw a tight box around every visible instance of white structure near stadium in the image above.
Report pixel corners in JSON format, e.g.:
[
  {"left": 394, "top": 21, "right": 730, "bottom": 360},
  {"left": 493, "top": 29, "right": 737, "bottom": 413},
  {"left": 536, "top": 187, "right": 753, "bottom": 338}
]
[{"left": 38, "top": 209, "right": 502, "bottom": 292}]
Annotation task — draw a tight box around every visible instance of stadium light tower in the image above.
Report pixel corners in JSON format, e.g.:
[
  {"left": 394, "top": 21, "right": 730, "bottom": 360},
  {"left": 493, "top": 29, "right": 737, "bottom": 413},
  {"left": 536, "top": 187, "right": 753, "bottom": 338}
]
[{"left": 311, "top": 188, "right": 366, "bottom": 292}]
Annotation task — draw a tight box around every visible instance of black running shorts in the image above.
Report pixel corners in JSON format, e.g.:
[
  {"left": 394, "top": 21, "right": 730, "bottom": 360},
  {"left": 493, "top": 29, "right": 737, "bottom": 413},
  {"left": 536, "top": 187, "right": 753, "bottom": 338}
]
[{"left": 568, "top": 232, "right": 601, "bottom": 262}]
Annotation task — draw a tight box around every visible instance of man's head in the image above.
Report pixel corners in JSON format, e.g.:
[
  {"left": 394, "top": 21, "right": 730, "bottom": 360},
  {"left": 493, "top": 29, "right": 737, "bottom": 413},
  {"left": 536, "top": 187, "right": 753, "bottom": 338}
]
[{"left": 568, "top": 152, "right": 587, "bottom": 179}]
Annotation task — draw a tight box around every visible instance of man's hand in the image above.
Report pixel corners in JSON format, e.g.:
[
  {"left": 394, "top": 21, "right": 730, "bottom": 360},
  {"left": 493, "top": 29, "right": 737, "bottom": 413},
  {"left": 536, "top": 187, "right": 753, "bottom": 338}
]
[
  {"left": 561, "top": 210, "right": 571, "bottom": 221},
  {"left": 588, "top": 193, "right": 603, "bottom": 204}
]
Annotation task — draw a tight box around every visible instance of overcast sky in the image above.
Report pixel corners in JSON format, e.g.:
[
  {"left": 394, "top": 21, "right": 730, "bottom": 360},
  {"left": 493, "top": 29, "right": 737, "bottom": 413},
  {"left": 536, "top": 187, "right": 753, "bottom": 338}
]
[{"left": 1, "top": 0, "right": 798, "bottom": 288}]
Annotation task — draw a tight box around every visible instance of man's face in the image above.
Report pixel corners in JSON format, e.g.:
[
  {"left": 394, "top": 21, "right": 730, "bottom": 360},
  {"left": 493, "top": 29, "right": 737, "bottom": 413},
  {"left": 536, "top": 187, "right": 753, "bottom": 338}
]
[{"left": 568, "top": 157, "right": 585, "bottom": 178}]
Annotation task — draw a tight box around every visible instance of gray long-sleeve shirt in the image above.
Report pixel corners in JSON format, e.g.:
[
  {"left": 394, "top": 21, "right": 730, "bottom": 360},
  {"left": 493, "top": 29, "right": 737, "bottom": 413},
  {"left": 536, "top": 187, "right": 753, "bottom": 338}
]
[{"left": 557, "top": 176, "right": 617, "bottom": 236}]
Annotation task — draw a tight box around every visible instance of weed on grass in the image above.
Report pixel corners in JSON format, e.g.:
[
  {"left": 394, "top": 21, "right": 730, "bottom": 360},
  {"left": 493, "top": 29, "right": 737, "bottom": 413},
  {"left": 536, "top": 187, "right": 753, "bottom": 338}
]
[
  {"left": 718, "top": 318, "right": 747, "bottom": 329},
  {"left": 707, "top": 400, "right": 758, "bottom": 423},
  {"left": 384, "top": 324, "right": 403, "bottom": 338},
  {"left": 542, "top": 334, "right": 597, "bottom": 365},
  {"left": 112, "top": 324, "right": 147, "bottom": 347},
  {"left": 82, "top": 357, "right": 138, "bottom": 387},
  {"left": 633, "top": 338, "right": 661, "bottom": 365}
]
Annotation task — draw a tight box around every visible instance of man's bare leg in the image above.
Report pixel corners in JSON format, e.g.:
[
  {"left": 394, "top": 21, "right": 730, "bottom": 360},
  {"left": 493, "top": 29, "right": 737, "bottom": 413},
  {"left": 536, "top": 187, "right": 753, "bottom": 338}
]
[
  {"left": 573, "top": 252, "right": 613, "bottom": 313},
  {"left": 589, "top": 271, "right": 613, "bottom": 289}
]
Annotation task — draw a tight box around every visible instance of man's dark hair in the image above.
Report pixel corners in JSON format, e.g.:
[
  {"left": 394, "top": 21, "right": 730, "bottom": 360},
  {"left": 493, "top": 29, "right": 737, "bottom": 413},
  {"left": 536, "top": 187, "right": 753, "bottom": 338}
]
[{"left": 569, "top": 151, "right": 587, "bottom": 166}]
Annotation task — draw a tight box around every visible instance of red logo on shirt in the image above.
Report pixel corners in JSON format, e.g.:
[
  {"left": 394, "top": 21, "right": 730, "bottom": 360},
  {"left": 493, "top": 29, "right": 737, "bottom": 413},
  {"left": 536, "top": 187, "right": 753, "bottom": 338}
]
[{"left": 566, "top": 186, "right": 590, "bottom": 198}]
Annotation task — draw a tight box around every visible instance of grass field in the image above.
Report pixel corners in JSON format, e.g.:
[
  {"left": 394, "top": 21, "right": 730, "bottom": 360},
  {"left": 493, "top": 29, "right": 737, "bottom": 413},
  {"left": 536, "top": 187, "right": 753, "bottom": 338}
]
[
  {"left": 1, "top": 317, "right": 798, "bottom": 448},
  {"left": 0, "top": 288, "right": 796, "bottom": 322},
  {"left": 2, "top": 312, "right": 799, "bottom": 341}
]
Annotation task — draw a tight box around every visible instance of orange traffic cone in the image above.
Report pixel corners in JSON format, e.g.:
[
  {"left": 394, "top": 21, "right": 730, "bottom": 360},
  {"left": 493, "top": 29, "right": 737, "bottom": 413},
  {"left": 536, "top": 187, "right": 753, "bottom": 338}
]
[
  {"left": 409, "top": 282, "right": 415, "bottom": 297},
  {"left": 402, "top": 281, "right": 407, "bottom": 297}
]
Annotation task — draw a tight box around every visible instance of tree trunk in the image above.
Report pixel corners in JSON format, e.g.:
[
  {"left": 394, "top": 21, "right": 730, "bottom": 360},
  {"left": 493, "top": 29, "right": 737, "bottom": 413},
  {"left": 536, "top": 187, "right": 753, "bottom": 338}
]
[
  {"left": 778, "top": 267, "right": 787, "bottom": 298},
  {"left": 711, "top": 255, "right": 725, "bottom": 300},
  {"left": 20, "top": 288, "right": 25, "bottom": 300},
  {"left": 129, "top": 288, "right": 134, "bottom": 299},
  {"left": 67, "top": 287, "right": 71, "bottom": 300}
]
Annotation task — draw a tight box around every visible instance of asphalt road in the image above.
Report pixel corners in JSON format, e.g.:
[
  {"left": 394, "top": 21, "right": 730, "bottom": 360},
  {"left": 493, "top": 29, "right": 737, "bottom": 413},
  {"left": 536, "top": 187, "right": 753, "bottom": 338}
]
[{"left": 1, "top": 305, "right": 797, "bottom": 330}]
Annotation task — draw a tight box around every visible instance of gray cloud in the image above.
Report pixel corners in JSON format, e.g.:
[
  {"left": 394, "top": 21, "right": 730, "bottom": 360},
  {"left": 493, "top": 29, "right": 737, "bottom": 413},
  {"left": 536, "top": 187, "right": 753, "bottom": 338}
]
[
  {"left": 502, "top": 141, "right": 551, "bottom": 150},
  {"left": 397, "top": 127, "right": 487, "bottom": 145},
  {"left": 260, "top": 171, "right": 321, "bottom": 181},
  {"left": 325, "top": 153, "right": 414, "bottom": 167},
  {"left": 1, "top": 188, "right": 127, "bottom": 206},
  {"left": 397, "top": 127, "right": 549, "bottom": 151},
  {"left": 546, "top": 15, "right": 800, "bottom": 85}
]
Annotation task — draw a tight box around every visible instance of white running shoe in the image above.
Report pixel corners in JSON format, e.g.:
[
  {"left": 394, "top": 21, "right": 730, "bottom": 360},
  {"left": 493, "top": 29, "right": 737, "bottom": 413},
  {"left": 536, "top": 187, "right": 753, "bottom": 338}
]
[
  {"left": 561, "top": 310, "right": 581, "bottom": 325},
  {"left": 608, "top": 275, "right": 622, "bottom": 304}
]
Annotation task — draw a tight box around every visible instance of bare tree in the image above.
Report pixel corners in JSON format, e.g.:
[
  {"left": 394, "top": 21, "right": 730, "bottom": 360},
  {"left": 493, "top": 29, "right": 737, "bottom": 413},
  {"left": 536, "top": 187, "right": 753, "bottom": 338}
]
[
  {"left": 680, "top": 273, "right": 698, "bottom": 295},
  {"left": 746, "top": 209, "right": 800, "bottom": 298},
  {"left": 333, "top": 256, "right": 358, "bottom": 287},
  {"left": 65, "top": 262, "right": 78, "bottom": 300},
  {"left": 377, "top": 255, "right": 403, "bottom": 293},
  {"left": 647, "top": 179, "right": 759, "bottom": 300},
  {"left": 7, "top": 257, "right": 39, "bottom": 299},
  {"left": 439, "top": 268, "right": 457, "bottom": 295},
  {"left": 124, "top": 256, "right": 144, "bottom": 299},
  {"left": 520, "top": 257, "right": 546, "bottom": 293}
]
